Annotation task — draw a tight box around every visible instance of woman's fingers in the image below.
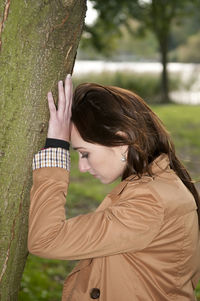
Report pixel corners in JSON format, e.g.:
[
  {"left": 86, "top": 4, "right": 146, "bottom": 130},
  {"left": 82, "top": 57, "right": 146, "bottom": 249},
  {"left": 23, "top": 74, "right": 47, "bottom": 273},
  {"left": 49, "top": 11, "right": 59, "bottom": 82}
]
[
  {"left": 64, "top": 74, "right": 73, "bottom": 116},
  {"left": 47, "top": 75, "right": 72, "bottom": 141},
  {"left": 47, "top": 92, "right": 56, "bottom": 117},
  {"left": 58, "top": 80, "right": 66, "bottom": 115}
]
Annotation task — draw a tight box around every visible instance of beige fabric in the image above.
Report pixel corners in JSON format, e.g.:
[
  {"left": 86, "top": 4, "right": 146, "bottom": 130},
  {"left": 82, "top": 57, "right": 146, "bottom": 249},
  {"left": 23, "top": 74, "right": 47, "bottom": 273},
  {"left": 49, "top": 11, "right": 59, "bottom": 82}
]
[{"left": 28, "top": 154, "right": 200, "bottom": 300}]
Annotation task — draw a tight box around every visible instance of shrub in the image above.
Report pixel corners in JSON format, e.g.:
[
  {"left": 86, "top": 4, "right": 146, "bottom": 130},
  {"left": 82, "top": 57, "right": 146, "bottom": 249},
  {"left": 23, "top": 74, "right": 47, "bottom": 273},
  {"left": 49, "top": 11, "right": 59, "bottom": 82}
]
[{"left": 73, "top": 71, "right": 180, "bottom": 104}]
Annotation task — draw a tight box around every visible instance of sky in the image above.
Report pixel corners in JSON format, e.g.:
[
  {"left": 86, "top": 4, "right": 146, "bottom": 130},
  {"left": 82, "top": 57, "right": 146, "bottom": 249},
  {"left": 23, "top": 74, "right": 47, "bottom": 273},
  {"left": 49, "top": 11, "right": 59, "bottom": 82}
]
[{"left": 85, "top": 1, "right": 98, "bottom": 25}]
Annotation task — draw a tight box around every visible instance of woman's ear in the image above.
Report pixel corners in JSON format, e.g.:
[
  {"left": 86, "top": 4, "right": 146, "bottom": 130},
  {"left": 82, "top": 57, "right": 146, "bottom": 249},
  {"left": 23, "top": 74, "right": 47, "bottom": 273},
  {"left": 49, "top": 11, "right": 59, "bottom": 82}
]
[
  {"left": 116, "top": 130, "right": 127, "bottom": 138},
  {"left": 120, "top": 145, "right": 128, "bottom": 161},
  {"left": 116, "top": 131, "right": 129, "bottom": 161}
]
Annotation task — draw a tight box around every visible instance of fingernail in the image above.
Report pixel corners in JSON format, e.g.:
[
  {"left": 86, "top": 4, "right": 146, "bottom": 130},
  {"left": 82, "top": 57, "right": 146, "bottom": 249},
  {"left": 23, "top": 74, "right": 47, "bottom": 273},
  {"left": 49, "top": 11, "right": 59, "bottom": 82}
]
[{"left": 67, "top": 74, "right": 71, "bottom": 79}]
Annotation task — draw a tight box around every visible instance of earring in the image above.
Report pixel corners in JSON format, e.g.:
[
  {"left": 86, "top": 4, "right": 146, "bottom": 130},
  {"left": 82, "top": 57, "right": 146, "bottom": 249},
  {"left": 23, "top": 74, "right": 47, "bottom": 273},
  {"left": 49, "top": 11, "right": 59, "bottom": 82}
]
[{"left": 121, "top": 154, "right": 127, "bottom": 162}]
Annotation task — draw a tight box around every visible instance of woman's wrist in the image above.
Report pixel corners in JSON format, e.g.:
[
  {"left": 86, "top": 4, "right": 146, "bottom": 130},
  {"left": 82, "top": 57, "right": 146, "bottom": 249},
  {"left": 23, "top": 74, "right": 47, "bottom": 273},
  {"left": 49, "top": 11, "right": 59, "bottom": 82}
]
[{"left": 44, "top": 138, "right": 70, "bottom": 150}]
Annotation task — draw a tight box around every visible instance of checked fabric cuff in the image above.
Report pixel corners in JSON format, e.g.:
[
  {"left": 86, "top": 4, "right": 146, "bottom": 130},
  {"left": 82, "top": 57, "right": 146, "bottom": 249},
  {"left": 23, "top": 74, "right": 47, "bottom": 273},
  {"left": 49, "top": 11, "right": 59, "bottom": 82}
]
[{"left": 33, "top": 148, "right": 70, "bottom": 171}]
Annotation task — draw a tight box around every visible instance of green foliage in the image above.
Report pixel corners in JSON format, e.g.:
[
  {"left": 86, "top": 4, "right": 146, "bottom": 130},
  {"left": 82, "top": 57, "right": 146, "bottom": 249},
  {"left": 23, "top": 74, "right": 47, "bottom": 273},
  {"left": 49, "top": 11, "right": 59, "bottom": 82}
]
[
  {"left": 169, "top": 7, "right": 200, "bottom": 51},
  {"left": 172, "top": 31, "right": 200, "bottom": 63},
  {"left": 196, "top": 282, "right": 200, "bottom": 300},
  {"left": 81, "top": 1, "right": 200, "bottom": 63},
  {"left": 82, "top": 21, "right": 121, "bottom": 57},
  {"left": 73, "top": 71, "right": 180, "bottom": 103},
  {"left": 78, "top": 25, "right": 159, "bottom": 61},
  {"left": 112, "top": 23, "right": 159, "bottom": 61},
  {"left": 18, "top": 255, "right": 76, "bottom": 301},
  {"left": 85, "top": 0, "right": 200, "bottom": 101},
  {"left": 81, "top": 4, "right": 200, "bottom": 63},
  {"left": 88, "top": 0, "right": 199, "bottom": 53}
]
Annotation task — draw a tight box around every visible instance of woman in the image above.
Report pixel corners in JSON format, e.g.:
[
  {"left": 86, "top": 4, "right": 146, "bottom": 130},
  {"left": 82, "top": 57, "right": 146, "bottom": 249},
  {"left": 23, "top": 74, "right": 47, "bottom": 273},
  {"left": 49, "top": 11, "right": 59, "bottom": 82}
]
[{"left": 28, "top": 75, "right": 200, "bottom": 300}]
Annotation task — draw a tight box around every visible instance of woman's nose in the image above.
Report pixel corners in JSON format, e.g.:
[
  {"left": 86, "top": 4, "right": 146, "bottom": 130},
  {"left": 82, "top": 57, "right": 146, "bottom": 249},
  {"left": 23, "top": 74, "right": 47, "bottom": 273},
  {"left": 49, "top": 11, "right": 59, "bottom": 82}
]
[{"left": 78, "top": 158, "right": 90, "bottom": 173}]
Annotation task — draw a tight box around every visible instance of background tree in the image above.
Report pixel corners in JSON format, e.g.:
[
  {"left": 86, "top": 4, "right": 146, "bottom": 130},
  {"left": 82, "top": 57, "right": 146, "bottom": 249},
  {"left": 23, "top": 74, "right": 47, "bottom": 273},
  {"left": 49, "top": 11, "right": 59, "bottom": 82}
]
[
  {"left": 0, "top": 0, "right": 86, "bottom": 300},
  {"left": 87, "top": 0, "right": 199, "bottom": 102}
]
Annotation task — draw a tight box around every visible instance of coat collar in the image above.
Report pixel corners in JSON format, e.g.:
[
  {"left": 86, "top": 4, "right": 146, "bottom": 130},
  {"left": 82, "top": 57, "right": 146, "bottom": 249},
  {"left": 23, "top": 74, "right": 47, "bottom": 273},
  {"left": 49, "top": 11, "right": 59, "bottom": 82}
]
[
  {"left": 109, "top": 154, "right": 170, "bottom": 196},
  {"left": 149, "top": 153, "right": 170, "bottom": 175}
]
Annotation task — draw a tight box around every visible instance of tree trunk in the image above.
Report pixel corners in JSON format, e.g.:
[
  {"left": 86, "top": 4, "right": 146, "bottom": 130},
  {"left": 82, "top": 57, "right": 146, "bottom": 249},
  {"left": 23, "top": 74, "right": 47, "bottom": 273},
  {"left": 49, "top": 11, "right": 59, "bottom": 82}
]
[
  {"left": 160, "top": 40, "right": 170, "bottom": 103},
  {"left": 0, "top": 0, "right": 86, "bottom": 300}
]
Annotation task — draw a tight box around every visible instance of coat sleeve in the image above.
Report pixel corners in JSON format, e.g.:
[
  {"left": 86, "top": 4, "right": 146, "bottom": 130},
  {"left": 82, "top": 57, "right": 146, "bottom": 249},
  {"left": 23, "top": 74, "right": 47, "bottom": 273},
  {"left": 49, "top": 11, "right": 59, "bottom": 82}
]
[{"left": 28, "top": 166, "right": 164, "bottom": 260}]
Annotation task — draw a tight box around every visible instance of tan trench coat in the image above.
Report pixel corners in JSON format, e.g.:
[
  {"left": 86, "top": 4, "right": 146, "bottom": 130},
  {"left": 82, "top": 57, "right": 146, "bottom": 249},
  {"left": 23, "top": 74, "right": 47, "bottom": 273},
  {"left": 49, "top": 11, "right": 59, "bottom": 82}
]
[{"left": 28, "top": 154, "right": 200, "bottom": 300}]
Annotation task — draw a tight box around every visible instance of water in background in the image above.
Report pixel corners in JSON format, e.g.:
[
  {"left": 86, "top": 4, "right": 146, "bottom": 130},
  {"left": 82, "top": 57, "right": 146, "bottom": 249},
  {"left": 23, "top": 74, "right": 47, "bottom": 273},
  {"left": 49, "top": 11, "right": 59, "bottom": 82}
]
[{"left": 74, "top": 61, "right": 200, "bottom": 104}]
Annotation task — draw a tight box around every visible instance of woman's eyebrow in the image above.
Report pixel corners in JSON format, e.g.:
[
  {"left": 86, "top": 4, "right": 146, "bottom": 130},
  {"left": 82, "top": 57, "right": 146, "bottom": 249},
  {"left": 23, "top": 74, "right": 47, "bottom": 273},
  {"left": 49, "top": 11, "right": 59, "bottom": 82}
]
[{"left": 72, "top": 146, "right": 87, "bottom": 151}]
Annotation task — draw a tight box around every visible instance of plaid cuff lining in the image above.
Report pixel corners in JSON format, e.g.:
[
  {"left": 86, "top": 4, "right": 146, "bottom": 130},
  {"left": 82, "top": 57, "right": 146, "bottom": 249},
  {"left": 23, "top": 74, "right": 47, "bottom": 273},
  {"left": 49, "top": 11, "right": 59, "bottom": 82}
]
[{"left": 33, "top": 148, "right": 70, "bottom": 171}]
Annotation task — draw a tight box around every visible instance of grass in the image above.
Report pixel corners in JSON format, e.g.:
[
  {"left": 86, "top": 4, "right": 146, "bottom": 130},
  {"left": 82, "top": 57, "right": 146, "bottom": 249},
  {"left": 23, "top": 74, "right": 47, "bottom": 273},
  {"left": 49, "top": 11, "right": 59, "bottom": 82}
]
[
  {"left": 154, "top": 104, "right": 200, "bottom": 181},
  {"left": 19, "top": 80, "right": 200, "bottom": 301},
  {"left": 18, "top": 255, "right": 73, "bottom": 301}
]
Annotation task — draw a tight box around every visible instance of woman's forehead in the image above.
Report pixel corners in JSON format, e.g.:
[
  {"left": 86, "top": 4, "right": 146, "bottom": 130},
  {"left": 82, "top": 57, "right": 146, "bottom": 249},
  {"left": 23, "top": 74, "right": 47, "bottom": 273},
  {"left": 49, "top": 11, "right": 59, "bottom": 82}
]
[{"left": 71, "top": 124, "right": 92, "bottom": 150}]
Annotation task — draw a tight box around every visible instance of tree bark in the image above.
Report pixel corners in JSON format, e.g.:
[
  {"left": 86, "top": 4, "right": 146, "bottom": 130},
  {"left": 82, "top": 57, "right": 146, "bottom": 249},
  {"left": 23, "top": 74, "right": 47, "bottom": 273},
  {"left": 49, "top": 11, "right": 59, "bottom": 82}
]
[
  {"left": 0, "top": 0, "right": 86, "bottom": 300},
  {"left": 150, "top": 0, "right": 170, "bottom": 103},
  {"left": 159, "top": 40, "right": 170, "bottom": 103}
]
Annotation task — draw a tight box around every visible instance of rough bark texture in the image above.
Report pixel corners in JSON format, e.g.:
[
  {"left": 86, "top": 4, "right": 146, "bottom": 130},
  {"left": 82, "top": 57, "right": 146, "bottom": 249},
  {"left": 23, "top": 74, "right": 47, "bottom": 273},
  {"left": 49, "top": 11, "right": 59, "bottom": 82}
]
[{"left": 0, "top": 0, "right": 86, "bottom": 300}]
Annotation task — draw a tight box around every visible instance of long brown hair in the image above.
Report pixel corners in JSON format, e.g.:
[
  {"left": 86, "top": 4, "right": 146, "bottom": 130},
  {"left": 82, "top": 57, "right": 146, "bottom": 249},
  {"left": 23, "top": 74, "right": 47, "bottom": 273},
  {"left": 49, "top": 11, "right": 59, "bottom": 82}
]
[{"left": 71, "top": 83, "right": 200, "bottom": 226}]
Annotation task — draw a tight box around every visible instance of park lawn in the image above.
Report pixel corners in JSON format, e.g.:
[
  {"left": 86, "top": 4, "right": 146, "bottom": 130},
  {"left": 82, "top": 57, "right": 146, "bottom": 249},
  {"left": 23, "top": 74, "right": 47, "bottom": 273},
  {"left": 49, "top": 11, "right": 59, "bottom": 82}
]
[
  {"left": 154, "top": 104, "right": 200, "bottom": 155},
  {"left": 19, "top": 104, "right": 200, "bottom": 301},
  {"left": 154, "top": 104, "right": 200, "bottom": 181}
]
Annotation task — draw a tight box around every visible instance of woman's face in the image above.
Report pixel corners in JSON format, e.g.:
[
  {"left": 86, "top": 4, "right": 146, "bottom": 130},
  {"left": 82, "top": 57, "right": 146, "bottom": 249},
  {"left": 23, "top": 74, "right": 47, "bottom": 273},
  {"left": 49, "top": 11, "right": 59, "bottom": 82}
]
[{"left": 71, "top": 124, "right": 128, "bottom": 184}]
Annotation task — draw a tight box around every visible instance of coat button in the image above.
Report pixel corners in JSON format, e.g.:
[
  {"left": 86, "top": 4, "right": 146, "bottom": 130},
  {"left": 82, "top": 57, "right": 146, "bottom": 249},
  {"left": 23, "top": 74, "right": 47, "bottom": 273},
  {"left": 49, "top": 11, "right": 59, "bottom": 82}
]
[{"left": 90, "top": 288, "right": 100, "bottom": 299}]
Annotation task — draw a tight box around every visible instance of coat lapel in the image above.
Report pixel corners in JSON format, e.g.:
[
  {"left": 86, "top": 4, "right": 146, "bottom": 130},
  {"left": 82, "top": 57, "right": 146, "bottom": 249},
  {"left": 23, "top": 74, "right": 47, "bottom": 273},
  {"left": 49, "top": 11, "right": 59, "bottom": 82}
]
[{"left": 67, "top": 258, "right": 92, "bottom": 277}]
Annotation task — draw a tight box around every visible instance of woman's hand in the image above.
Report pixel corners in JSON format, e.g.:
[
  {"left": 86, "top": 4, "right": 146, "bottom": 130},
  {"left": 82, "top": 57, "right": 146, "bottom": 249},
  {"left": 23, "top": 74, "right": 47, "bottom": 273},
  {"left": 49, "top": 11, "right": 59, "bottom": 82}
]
[{"left": 47, "top": 74, "right": 73, "bottom": 142}]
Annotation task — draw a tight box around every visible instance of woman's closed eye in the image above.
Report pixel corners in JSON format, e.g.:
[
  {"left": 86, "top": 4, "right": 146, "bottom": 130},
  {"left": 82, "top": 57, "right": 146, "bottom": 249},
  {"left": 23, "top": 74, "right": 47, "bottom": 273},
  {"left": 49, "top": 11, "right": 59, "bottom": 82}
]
[{"left": 80, "top": 152, "right": 89, "bottom": 159}]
